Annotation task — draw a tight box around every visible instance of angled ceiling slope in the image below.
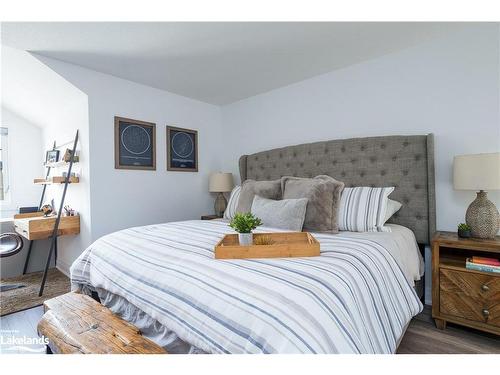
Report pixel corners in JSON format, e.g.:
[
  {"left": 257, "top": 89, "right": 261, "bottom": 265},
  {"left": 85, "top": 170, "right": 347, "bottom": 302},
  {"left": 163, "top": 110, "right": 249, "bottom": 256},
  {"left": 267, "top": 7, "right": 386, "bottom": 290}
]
[
  {"left": 2, "top": 22, "right": 468, "bottom": 105},
  {"left": 1, "top": 46, "right": 86, "bottom": 130}
]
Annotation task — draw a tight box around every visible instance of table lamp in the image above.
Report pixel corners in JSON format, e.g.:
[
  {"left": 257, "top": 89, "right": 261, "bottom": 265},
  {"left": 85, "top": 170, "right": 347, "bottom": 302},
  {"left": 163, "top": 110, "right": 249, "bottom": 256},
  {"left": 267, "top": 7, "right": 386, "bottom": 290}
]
[
  {"left": 209, "top": 172, "right": 234, "bottom": 217},
  {"left": 453, "top": 152, "right": 500, "bottom": 238}
]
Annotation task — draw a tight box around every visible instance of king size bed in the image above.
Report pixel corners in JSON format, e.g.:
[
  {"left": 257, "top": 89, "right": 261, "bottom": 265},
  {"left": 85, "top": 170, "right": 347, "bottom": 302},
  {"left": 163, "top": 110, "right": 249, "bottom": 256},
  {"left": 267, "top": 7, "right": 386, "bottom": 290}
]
[{"left": 71, "top": 134, "right": 436, "bottom": 354}]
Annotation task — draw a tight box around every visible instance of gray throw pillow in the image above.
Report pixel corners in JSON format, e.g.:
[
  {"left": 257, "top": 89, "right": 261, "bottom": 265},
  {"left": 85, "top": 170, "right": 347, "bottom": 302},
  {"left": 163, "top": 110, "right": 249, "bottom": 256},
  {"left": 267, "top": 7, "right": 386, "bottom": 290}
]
[
  {"left": 251, "top": 195, "right": 308, "bottom": 231},
  {"left": 281, "top": 175, "right": 345, "bottom": 233},
  {"left": 236, "top": 179, "right": 282, "bottom": 213}
]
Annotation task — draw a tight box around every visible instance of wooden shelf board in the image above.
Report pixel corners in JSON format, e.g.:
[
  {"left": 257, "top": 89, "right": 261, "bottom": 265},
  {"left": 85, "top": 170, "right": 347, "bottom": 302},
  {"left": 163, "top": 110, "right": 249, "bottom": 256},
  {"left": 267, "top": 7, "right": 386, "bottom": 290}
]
[
  {"left": 34, "top": 176, "right": 79, "bottom": 185},
  {"left": 14, "top": 215, "right": 80, "bottom": 240},
  {"left": 44, "top": 161, "right": 79, "bottom": 168}
]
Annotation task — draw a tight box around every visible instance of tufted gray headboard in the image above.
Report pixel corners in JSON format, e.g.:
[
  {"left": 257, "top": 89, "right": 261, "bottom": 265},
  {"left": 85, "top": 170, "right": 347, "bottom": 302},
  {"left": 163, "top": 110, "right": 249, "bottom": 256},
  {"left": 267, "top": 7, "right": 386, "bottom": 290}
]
[{"left": 239, "top": 134, "right": 436, "bottom": 245}]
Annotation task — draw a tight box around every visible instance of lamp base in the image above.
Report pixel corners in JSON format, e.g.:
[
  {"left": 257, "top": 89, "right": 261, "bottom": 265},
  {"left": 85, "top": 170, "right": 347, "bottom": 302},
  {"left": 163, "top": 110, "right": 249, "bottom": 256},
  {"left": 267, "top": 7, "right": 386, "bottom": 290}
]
[
  {"left": 214, "top": 193, "right": 227, "bottom": 218},
  {"left": 465, "top": 190, "right": 500, "bottom": 239}
]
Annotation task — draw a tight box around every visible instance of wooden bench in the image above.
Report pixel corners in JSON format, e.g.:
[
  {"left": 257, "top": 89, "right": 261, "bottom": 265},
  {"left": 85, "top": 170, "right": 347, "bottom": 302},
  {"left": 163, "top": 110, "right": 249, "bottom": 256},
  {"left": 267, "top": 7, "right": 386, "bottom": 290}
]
[{"left": 37, "top": 292, "right": 166, "bottom": 354}]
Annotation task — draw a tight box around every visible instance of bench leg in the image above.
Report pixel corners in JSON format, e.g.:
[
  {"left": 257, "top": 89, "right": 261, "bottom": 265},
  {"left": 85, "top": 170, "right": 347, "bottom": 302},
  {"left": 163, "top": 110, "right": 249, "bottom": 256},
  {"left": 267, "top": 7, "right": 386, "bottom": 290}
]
[{"left": 23, "top": 240, "right": 34, "bottom": 274}]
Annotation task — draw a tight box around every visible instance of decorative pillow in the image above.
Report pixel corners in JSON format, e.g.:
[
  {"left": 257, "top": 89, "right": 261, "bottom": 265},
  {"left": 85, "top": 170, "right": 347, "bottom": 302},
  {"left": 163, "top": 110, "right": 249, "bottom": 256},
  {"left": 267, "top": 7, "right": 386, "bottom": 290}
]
[
  {"left": 384, "top": 199, "right": 402, "bottom": 223},
  {"left": 250, "top": 195, "right": 308, "bottom": 231},
  {"left": 236, "top": 179, "right": 282, "bottom": 213},
  {"left": 281, "top": 175, "right": 345, "bottom": 233},
  {"left": 223, "top": 185, "right": 241, "bottom": 221},
  {"left": 338, "top": 186, "right": 395, "bottom": 232}
]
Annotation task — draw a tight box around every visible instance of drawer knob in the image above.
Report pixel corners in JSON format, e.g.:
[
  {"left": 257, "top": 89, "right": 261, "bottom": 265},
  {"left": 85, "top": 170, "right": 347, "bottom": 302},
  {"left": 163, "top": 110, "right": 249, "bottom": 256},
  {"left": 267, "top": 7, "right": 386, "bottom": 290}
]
[
  {"left": 481, "top": 284, "right": 490, "bottom": 292},
  {"left": 482, "top": 309, "right": 490, "bottom": 317}
]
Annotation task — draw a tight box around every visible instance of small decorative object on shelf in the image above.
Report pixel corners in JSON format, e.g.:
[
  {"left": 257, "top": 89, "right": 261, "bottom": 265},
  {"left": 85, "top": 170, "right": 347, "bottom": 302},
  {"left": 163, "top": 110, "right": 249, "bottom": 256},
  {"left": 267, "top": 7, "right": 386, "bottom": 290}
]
[
  {"left": 63, "top": 148, "right": 79, "bottom": 163},
  {"left": 62, "top": 171, "right": 77, "bottom": 179},
  {"left": 229, "top": 212, "right": 262, "bottom": 246},
  {"left": 41, "top": 204, "right": 53, "bottom": 217},
  {"left": 63, "top": 205, "right": 77, "bottom": 217},
  {"left": 46, "top": 149, "right": 60, "bottom": 164},
  {"left": 457, "top": 223, "right": 471, "bottom": 238}
]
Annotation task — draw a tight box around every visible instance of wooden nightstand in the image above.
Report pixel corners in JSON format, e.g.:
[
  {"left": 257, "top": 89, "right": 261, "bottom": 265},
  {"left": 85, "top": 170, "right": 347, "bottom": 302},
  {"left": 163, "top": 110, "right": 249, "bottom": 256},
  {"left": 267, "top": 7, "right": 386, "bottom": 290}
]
[
  {"left": 432, "top": 231, "right": 500, "bottom": 335},
  {"left": 201, "top": 215, "right": 222, "bottom": 220}
]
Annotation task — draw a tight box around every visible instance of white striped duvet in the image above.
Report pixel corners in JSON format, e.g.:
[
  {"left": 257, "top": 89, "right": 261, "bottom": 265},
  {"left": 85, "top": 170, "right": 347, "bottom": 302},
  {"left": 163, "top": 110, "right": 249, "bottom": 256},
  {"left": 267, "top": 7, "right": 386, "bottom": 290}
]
[{"left": 70, "top": 220, "right": 422, "bottom": 354}]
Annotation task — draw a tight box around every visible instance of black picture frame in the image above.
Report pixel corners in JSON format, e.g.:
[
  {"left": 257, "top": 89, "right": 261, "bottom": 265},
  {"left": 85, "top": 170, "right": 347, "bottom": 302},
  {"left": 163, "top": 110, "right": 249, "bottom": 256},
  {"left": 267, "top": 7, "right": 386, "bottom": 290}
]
[
  {"left": 114, "top": 116, "right": 156, "bottom": 170},
  {"left": 166, "top": 126, "right": 198, "bottom": 172},
  {"left": 46, "top": 150, "right": 60, "bottom": 164}
]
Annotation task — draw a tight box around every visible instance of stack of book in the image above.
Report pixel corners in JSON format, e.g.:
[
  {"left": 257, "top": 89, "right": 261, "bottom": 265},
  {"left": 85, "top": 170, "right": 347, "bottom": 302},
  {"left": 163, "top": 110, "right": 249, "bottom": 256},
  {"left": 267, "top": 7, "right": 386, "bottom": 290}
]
[{"left": 466, "top": 256, "right": 500, "bottom": 274}]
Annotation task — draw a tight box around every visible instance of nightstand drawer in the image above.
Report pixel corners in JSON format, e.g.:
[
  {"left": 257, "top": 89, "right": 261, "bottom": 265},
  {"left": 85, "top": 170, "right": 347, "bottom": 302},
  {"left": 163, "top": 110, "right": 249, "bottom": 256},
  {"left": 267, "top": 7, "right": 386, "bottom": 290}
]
[
  {"left": 440, "top": 268, "right": 500, "bottom": 299},
  {"left": 440, "top": 269, "right": 500, "bottom": 327}
]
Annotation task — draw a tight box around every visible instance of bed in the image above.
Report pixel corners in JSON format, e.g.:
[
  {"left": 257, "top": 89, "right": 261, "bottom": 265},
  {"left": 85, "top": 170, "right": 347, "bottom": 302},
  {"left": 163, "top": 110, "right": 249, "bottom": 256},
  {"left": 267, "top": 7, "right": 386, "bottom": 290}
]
[{"left": 71, "top": 134, "right": 436, "bottom": 354}]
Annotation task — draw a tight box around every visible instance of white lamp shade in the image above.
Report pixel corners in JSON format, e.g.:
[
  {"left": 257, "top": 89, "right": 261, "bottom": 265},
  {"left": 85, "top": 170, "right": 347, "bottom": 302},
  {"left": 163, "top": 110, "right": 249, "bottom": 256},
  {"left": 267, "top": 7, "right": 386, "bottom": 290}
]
[
  {"left": 453, "top": 152, "right": 500, "bottom": 191},
  {"left": 209, "top": 172, "right": 234, "bottom": 193}
]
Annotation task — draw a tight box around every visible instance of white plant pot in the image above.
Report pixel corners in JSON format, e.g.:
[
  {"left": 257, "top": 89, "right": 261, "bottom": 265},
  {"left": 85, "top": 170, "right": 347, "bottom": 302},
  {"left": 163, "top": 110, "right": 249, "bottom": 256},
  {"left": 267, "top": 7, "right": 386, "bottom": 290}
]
[{"left": 238, "top": 233, "right": 253, "bottom": 246}]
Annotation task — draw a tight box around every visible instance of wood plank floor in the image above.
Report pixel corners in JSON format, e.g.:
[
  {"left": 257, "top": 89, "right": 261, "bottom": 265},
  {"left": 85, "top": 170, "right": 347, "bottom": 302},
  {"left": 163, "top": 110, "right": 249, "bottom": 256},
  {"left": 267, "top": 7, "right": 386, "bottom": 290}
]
[
  {"left": 0, "top": 305, "right": 498, "bottom": 354},
  {"left": 397, "top": 306, "right": 499, "bottom": 354}
]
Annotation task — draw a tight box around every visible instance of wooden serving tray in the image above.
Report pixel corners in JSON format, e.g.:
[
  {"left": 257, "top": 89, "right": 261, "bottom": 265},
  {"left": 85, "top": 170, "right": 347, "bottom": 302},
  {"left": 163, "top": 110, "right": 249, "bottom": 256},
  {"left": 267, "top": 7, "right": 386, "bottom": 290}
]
[{"left": 215, "top": 232, "right": 320, "bottom": 259}]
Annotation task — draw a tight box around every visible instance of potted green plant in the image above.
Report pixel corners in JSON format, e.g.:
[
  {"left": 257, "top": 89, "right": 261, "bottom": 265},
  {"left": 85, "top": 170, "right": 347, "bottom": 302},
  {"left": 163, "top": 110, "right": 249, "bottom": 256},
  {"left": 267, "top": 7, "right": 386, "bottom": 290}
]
[
  {"left": 229, "top": 212, "right": 263, "bottom": 246},
  {"left": 457, "top": 223, "right": 471, "bottom": 238}
]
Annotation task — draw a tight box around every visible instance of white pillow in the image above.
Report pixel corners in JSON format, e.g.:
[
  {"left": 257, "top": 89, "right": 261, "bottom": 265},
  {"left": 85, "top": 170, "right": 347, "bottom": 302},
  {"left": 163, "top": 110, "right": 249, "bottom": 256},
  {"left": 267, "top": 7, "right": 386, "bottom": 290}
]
[
  {"left": 250, "top": 195, "right": 308, "bottom": 231},
  {"left": 384, "top": 199, "right": 402, "bottom": 223},
  {"left": 338, "top": 187, "right": 394, "bottom": 232},
  {"left": 223, "top": 185, "right": 241, "bottom": 220}
]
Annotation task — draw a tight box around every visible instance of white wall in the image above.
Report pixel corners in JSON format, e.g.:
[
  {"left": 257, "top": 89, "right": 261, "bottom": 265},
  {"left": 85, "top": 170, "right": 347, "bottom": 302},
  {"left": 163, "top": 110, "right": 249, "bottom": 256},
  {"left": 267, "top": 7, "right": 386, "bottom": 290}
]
[
  {"left": 221, "top": 24, "right": 500, "bottom": 233},
  {"left": 1, "top": 108, "right": 43, "bottom": 216},
  {"left": 40, "top": 89, "right": 90, "bottom": 276},
  {"left": 0, "top": 108, "right": 46, "bottom": 277},
  {"left": 35, "top": 56, "right": 223, "bottom": 245},
  {"left": 1, "top": 46, "right": 91, "bottom": 277}
]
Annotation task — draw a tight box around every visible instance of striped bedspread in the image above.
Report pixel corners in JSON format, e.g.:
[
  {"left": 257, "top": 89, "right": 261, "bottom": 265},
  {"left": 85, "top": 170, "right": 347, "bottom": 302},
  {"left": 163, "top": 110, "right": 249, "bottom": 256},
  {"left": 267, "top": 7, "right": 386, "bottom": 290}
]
[{"left": 70, "top": 220, "right": 422, "bottom": 354}]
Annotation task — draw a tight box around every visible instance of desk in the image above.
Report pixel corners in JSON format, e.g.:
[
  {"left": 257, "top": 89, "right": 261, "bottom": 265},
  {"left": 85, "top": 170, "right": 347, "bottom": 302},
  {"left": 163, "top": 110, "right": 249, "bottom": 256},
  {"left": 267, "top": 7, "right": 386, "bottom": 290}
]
[
  {"left": 13, "top": 212, "right": 80, "bottom": 296},
  {"left": 14, "top": 214, "right": 80, "bottom": 240}
]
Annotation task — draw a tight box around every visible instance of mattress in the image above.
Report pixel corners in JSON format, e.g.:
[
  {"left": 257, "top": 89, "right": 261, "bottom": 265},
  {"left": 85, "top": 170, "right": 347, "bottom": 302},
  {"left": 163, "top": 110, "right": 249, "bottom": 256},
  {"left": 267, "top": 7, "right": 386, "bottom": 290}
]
[{"left": 71, "top": 220, "right": 423, "bottom": 353}]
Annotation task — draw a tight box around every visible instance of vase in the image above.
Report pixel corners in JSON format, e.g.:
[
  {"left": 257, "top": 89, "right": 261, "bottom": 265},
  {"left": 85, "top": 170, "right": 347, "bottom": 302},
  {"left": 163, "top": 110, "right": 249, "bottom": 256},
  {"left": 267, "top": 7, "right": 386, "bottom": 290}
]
[
  {"left": 465, "top": 190, "right": 500, "bottom": 239},
  {"left": 238, "top": 233, "right": 253, "bottom": 246}
]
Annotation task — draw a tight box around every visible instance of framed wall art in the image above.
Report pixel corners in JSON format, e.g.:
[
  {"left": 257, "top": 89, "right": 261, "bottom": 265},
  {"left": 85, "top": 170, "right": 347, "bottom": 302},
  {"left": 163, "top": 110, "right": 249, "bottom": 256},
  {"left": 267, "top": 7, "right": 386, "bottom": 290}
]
[
  {"left": 46, "top": 149, "right": 60, "bottom": 164},
  {"left": 166, "top": 126, "right": 198, "bottom": 172},
  {"left": 114, "top": 116, "right": 156, "bottom": 170}
]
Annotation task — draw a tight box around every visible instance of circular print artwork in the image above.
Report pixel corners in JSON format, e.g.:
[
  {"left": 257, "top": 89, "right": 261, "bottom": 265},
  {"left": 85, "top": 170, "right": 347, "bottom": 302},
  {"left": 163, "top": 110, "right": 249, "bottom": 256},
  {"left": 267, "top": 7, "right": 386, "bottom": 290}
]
[
  {"left": 121, "top": 125, "right": 151, "bottom": 155},
  {"left": 171, "top": 132, "right": 194, "bottom": 159}
]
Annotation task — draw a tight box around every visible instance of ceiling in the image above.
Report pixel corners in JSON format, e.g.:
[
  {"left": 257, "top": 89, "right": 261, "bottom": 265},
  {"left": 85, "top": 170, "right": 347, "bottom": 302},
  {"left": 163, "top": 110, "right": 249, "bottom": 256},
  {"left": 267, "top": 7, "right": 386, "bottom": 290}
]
[{"left": 2, "top": 22, "right": 468, "bottom": 105}]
